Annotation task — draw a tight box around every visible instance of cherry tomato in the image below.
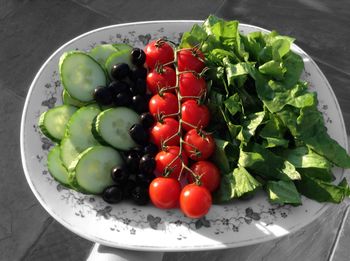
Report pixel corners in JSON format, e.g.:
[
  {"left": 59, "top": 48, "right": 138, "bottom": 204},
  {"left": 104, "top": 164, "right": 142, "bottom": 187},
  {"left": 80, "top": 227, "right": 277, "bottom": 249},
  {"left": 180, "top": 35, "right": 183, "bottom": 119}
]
[
  {"left": 149, "top": 93, "right": 179, "bottom": 118},
  {"left": 177, "top": 48, "right": 205, "bottom": 73},
  {"left": 144, "top": 40, "right": 174, "bottom": 69},
  {"left": 155, "top": 146, "right": 188, "bottom": 179},
  {"left": 189, "top": 161, "right": 220, "bottom": 192},
  {"left": 180, "top": 184, "right": 212, "bottom": 219},
  {"left": 149, "top": 177, "right": 181, "bottom": 209},
  {"left": 150, "top": 118, "right": 180, "bottom": 148},
  {"left": 146, "top": 66, "right": 176, "bottom": 95},
  {"left": 179, "top": 72, "right": 207, "bottom": 100},
  {"left": 183, "top": 129, "right": 215, "bottom": 160},
  {"left": 181, "top": 100, "right": 210, "bottom": 131}
]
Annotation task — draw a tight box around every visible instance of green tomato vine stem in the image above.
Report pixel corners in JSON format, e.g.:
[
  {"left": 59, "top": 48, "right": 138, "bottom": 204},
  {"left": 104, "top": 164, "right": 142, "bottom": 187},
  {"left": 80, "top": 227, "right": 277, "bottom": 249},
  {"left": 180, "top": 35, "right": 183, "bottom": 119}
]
[{"left": 158, "top": 41, "right": 207, "bottom": 185}]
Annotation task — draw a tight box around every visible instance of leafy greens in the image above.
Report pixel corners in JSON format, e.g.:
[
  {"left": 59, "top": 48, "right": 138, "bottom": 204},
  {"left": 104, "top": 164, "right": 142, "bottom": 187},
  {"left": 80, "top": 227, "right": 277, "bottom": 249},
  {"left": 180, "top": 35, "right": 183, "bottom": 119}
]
[{"left": 180, "top": 15, "right": 350, "bottom": 205}]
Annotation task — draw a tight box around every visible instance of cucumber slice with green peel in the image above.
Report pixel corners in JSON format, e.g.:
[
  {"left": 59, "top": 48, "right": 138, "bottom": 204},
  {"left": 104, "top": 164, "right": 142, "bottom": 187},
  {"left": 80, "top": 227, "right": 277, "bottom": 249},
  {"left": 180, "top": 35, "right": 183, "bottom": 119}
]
[
  {"left": 47, "top": 145, "right": 70, "bottom": 186},
  {"left": 60, "top": 105, "right": 101, "bottom": 169},
  {"left": 59, "top": 51, "right": 107, "bottom": 102},
  {"left": 70, "top": 146, "right": 123, "bottom": 194},
  {"left": 91, "top": 114, "right": 109, "bottom": 146},
  {"left": 60, "top": 137, "right": 81, "bottom": 171},
  {"left": 62, "top": 89, "right": 88, "bottom": 108},
  {"left": 112, "top": 43, "right": 133, "bottom": 52},
  {"left": 39, "top": 105, "right": 77, "bottom": 142},
  {"left": 105, "top": 50, "right": 133, "bottom": 79},
  {"left": 89, "top": 44, "right": 118, "bottom": 68},
  {"left": 65, "top": 105, "right": 101, "bottom": 141},
  {"left": 95, "top": 107, "right": 140, "bottom": 150},
  {"left": 99, "top": 104, "right": 114, "bottom": 111}
]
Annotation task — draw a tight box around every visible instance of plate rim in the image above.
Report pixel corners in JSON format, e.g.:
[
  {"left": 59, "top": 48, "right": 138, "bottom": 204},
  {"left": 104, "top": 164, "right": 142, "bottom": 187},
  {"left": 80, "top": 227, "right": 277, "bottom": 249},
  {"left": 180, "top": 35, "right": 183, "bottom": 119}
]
[{"left": 20, "top": 20, "right": 349, "bottom": 251}]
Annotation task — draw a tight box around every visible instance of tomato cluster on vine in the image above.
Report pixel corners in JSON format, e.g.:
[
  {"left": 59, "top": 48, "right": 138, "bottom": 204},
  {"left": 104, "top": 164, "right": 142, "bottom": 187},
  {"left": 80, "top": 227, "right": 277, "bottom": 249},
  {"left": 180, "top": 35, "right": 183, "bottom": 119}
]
[{"left": 143, "top": 39, "right": 221, "bottom": 219}]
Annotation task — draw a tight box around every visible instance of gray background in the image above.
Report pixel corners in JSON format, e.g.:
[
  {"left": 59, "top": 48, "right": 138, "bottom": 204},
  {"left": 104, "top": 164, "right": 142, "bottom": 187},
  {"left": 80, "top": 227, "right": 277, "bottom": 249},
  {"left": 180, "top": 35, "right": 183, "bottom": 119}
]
[{"left": 1, "top": 0, "right": 349, "bottom": 260}]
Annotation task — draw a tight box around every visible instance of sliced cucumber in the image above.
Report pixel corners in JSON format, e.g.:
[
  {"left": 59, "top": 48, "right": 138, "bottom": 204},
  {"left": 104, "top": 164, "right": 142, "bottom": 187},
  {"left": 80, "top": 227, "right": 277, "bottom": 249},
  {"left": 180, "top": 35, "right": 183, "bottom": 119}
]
[
  {"left": 98, "top": 104, "right": 114, "bottom": 111},
  {"left": 112, "top": 43, "right": 133, "bottom": 52},
  {"left": 60, "top": 105, "right": 101, "bottom": 169},
  {"left": 95, "top": 107, "right": 140, "bottom": 150},
  {"left": 70, "top": 146, "right": 123, "bottom": 194},
  {"left": 60, "top": 137, "right": 81, "bottom": 171},
  {"left": 59, "top": 51, "right": 107, "bottom": 102},
  {"left": 105, "top": 49, "right": 133, "bottom": 79},
  {"left": 62, "top": 89, "right": 88, "bottom": 107},
  {"left": 89, "top": 44, "right": 118, "bottom": 68},
  {"left": 91, "top": 115, "right": 109, "bottom": 146},
  {"left": 47, "top": 145, "right": 70, "bottom": 186},
  {"left": 65, "top": 105, "right": 101, "bottom": 142},
  {"left": 39, "top": 105, "right": 77, "bottom": 142}
]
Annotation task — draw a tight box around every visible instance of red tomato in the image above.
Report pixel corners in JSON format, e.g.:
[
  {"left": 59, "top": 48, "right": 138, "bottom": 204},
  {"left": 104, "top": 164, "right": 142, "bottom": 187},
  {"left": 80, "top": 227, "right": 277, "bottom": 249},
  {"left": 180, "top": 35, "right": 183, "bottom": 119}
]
[
  {"left": 155, "top": 146, "right": 188, "bottom": 179},
  {"left": 150, "top": 118, "right": 180, "bottom": 148},
  {"left": 149, "top": 93, "right": 179, "bottom": 118},
  {"left": 189, "top": 161, "right": 220, "bottom": 192},
  {"left": 144, "top": 40, "right": 174, "bottom": 69},
  {"left": 177, "top": 48, "right": 205, "bottom": 73},
  {"left": 146, "top": 66, "right": 176, "bottom": 94},
  {"left": 183, "top": 129, "right": 215, "bottom": 160},
  {"left": 180, "top": 184, "right": 212, "bottom": 219},
  {"left": 179, "top": 72, "right": 207, "bottom": 100},
  {"left": 149, "top": 177, "right": 181, "bottom": 209},
  {"left": 181, "top": 100, "right": 210, "bottom": 131}
]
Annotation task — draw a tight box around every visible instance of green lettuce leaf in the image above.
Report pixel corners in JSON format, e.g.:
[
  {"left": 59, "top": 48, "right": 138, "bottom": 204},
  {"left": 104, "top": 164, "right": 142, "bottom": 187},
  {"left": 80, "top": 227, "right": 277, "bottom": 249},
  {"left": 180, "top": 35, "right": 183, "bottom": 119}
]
[
  {"left": 297, "top": 168, "right": 334, "bottom": 182},
  {"left": 280, "top": 146, "right": 332, "bottom": 170},
  {"left": 256, "top": 79, "right": 315, "bottom": 113},
  {"left": 277, "top": 106, "right": 350, "bottom": 168},
  {"left": 237, "top": 111, "right": 265, "bottom": 143},
  {"left": 202, "top": 15, "right": 248, "bottom": 61},
  {"left": 223, "top": 58, "right": 256, "bottom": 87},
  {"left": 281, "top": 52, "right": 304, "bottom": 88},
  {"left": 266, "top": 180, "right": 301, "bottom": 205},
  {"left": 211, "top": 139, "right": 238, "bottom": 174},
  {"left": 214, "top": 166, "right": 261, "bottom": 203},
  {"left": 262, "top": 137, "right": 289, "bottom": 149},
  {"left": 208, "top": 48, "right": 240, "bottom": 65},
  {"left": 275, "top": 105, "right": 300, "bottom": 135},
  {"left": 296, "top": 107, "right": 350, "bottom": 168},
  {"left": 257, "top": 32, "right": 294, "bottom": 63},
  {"left": 239, "top": 143, "right": 301, "bottom": 181},
  {"left": 296, "top": 174, "right": 350, "bottom": 203},
  {"left": 279, "top": 146, "right": 334, "bottom": 181},
  {"left": 271, "top": 36, "right": 294, "bottom": 61},
  {"left": 259, "top": 60, "right": 286, "bottom": 80},
  {"left": 260, "top": 112, "right": 289, "bottom": 148},
  {"left": 240, "top": 31, "right": 265, "bottom": 61},
  {"left": 204, "top": 18, "right": 239, "bottom": 46},
  {"left": 224, "top": 93, "right": 241, "bottom": 116},
  {"left": 180, "top": 24, "right": 208, "bottom": 49},
  {"left": 180, "top": 15, "right": 350, "bottom": 205}
]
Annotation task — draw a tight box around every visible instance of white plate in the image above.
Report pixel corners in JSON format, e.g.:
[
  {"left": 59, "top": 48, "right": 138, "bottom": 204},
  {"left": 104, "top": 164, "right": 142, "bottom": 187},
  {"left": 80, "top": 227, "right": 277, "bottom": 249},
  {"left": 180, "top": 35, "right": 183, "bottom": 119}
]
[{"left": 20, "top": 20, "right": 348, "bottom": 251}]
